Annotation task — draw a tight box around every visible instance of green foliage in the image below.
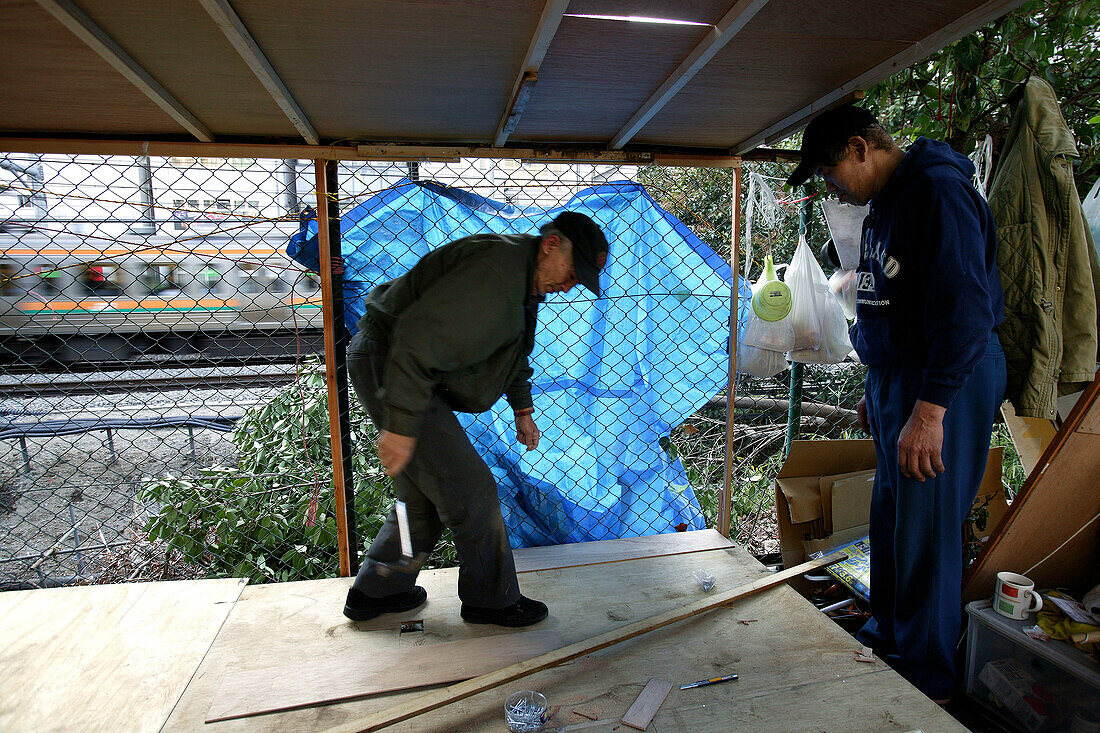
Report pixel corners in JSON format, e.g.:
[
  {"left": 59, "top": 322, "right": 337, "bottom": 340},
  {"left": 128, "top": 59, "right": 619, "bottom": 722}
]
[
  {"left": 639, "top": 161, "right": 832, "bottom": 283},
  {"left": 138, "top": 360, "right": 457, "bottom": 584},
  {"left": 990, "top": 423, "right": 1028, "bottom": 500},
  {"left": 864, "top": 0, "right": 1100, "bottom": 193},
  {"left": 637, "top": 166, "right": 734, "bottom": 258}
]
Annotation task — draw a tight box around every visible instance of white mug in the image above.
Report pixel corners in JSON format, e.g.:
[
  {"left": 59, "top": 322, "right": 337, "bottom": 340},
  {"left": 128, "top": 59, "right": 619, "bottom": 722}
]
[{"left": 994, "top": 571, "right": 1044, "bottom": 620}]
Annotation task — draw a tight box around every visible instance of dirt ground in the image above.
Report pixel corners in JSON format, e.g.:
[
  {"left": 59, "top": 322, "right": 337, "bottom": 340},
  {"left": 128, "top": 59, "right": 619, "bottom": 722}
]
[{"left": 0, "top": 426, "right": 238, "bottom": 587}]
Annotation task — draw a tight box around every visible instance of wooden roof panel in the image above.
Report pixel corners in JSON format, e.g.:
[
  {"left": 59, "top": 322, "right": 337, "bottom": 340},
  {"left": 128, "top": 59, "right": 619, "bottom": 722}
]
[
  {"left": 512, "top": 14, "right": 713, "bottom": 142},
  {"left": 635, "top": 35, "right": 910, "bottom": 147},
  {"left": 74, "top": 0, "right": 300, "bottom": 138},
  {"left": 635, "top": 0, "right": 996, "bottom": 148},
  {"left": 0, "top": 0, "right": 186, "bottom": 136},
  {"left": 0, "top": 0, "right": 1028, "bottom": 153},
  {"left": 229, "top": 0, "right": 542, "bottom": 141}
]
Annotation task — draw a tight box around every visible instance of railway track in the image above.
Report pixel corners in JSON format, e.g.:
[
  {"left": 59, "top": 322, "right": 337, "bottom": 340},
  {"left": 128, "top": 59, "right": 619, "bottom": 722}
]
[
  {"left": 1, "top": 351, "right": 318, "bottom": 377},
  {"left": 1, "top": 365, "right": 308, "bottom": 399}
]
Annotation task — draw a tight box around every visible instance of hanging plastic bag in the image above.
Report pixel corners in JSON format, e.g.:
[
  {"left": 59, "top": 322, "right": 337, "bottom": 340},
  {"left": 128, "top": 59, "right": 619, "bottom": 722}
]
[
  {"left": 737, "top": 340, "right": 788, "bottom": 378},
  {"left": 743, "top": 255, "right": 795, "bottom": 352},
  {"left": 821, "top": 199, "right": 868, "bottom": 270},
  {"left": 786, "top": 233, "right": 853, "bottom": 364},
  {"left": 785, "top": 234, "right": 826, "bottom": 350},
  {"left": 788, "top": 292, "right": 853, "bottom": 364},
  {"left": 1084, "top": 178, "right": 1100, "bottom": 246},
  {"left": 828, "top": 268, "right": 857, "bottom": 320}
]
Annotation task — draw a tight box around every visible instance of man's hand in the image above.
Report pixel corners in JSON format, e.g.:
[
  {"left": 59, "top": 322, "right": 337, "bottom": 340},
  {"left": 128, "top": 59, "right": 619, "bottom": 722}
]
[
  {"left": 856, "top": 396, "right": 870, "bottom": 435},
  {"left": 515, "top": 413, "right": 540, "bottom": 451},
  {"left": 897, "top": 400, "right": 946, "bottom": 482},
  {"left": 377, "top": 431, "right": 416, "bottom": 477}
]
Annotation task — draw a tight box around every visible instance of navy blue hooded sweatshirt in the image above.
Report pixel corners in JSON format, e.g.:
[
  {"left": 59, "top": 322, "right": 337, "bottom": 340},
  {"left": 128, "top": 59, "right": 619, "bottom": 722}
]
[{"left": 851, "top": 137, "right": 1005, "bottom": 408}]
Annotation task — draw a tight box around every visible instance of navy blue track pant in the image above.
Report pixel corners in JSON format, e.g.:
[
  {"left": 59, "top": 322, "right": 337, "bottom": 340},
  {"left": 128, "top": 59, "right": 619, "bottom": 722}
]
[{"left": 856, "top": 333, "right": 1005, "bottom": 700}]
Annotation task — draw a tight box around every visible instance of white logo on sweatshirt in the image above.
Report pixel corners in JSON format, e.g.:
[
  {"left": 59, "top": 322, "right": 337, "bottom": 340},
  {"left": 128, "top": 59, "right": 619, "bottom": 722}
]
[{"left": 884, "top": 256, "right": 900, "bottom": 278}]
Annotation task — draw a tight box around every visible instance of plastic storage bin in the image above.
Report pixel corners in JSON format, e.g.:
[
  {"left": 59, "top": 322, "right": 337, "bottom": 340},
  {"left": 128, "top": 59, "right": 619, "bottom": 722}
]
[{"left": 965, "top": 600, "right": 1100, "bottom": 732}]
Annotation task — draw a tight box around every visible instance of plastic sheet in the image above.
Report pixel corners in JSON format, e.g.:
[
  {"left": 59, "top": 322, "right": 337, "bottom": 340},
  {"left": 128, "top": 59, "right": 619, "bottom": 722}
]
[{"left": 287, "top": 179, "right": 752, "bottom": 547}]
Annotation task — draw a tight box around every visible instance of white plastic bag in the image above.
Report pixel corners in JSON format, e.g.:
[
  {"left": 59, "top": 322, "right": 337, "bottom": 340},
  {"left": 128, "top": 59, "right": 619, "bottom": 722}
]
[
  {"left": 828, "top": 268, "right": 857, "bottom": 321},
  {"left": 1084, "top": 178, "right": 1100, "bottom": 246},
  {"left": 785, "top": 234, "right": 826, "bottom": 350},
  {"left": 737, "top": 340, "right": 788, "bottom": 378},
  {"left": 786, "top": 234, "right": 853, "bottom": 364},
  {"left": 788, "top": 293, "right": 852, "bottom": 364},
  {"left": 821, "top": 200, "right": 869, "bottom": 271},
  {"left": 742, "top": 255, "right": 795, "bottom": 352}
]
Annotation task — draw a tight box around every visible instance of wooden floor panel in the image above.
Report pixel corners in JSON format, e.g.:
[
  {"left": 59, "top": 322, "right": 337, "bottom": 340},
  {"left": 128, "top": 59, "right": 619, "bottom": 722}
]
[{"left": 0, "top": 578, "right": 246, "bottom": 733}]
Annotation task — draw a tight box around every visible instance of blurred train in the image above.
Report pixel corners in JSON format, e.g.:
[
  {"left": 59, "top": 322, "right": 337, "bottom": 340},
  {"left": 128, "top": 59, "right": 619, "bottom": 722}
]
[{"left": 0, "top": 231, "right": 325, "bottom": 364}]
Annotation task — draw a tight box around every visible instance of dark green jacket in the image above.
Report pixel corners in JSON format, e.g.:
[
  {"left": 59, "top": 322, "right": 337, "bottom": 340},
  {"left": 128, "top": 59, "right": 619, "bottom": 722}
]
[
  {"left": 358, "top": 233, "right": 538, "bottom": 436},
  {"left": 989, "top": 77, "right": 1100, "bottom": 419}
]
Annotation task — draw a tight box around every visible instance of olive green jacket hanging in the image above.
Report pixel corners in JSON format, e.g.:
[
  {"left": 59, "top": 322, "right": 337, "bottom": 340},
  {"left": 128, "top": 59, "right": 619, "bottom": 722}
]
[{"left": 989, "top": 77, "right": 1100, "bottom": 419}]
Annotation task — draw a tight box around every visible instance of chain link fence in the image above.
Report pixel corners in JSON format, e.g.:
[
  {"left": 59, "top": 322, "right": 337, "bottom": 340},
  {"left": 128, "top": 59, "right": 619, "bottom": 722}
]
[{"left": 2, "top": 153, "right": 1020, "bottom": 590}]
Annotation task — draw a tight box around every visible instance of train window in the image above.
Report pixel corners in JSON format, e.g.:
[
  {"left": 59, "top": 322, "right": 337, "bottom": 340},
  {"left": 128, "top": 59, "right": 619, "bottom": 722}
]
[
  {"left": 301, "top": 271, "right": 322, "bottom": 293},
  {"left": 238, "top": 263, "right": 266, "bottom": 294},
  {"left": 270, "top": 274, "right": 291, "bottom": 294},
  {"left": 142, "top": 264, "right": 182, "bottom": 296},
  {"left": 199, "top": 265, "right": 224, "bottom": 294},
  {"left": 32, "top": 265, "right": 61, "bottom": 296},
  {"left": 79, "top": 264, "right": 123, "bottom": 295},
  {"left": 1, "top": 262, "right": 20, "bottom": 296}
]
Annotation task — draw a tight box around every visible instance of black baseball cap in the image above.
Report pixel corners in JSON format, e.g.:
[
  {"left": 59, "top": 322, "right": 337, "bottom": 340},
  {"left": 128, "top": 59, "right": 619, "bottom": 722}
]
[
  {"left": 786, "top": 104, "right": 880, "bottom": 188},
  {"left": 550, "top": 211, "right": 609, "bottom": 296}
]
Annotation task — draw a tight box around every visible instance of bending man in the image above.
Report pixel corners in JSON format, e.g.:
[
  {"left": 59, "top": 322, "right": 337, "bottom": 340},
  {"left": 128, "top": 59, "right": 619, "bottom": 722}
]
[{"left": 343, "top": 212, "right": 609, "bottom": 628}]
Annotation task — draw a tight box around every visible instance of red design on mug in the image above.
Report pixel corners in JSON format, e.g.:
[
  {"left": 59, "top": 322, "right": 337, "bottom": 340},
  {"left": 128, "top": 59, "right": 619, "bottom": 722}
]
[{"left": 1000, "top": 583, "right": 1019, "bottom": 598}]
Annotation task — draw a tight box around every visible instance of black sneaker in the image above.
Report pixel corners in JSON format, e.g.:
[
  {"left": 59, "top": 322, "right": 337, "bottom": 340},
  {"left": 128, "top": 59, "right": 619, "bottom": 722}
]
[
  {"left": 460, "top": 595, "right": 548, "bottom": 627},
  {"left": 343, "top": 586, "right": 427, "bottom": 622}
]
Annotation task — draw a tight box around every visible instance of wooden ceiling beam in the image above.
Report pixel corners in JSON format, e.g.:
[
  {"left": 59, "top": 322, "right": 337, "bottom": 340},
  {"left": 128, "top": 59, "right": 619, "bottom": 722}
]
[
  {"left": 33, "top": 0, "right": 213, "bottom": 142},
  {"left": 609, "top": 0, "right": 771, "bottom": 150},
  {"left": 0, "top": 137, "right": 741, "bottom": 167},
  {"left": 731, "top": 0, "right": 1030, "bottom": 154},
  {"left": 492, "top": 0, "right": 569, "bottom": 147},
  {"left": 198, "top": 0, "right": 319, "bottom": 145}
]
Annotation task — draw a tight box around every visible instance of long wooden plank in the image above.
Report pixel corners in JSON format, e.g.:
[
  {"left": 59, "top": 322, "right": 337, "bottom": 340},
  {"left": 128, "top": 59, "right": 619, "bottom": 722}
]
[
  {"left": 0, "top": 578, "right": 245, "bottom": 733},
  {"left": 620, "top": 678, "right": 673, "bottom": 730},
  {"left": 964, "top": 373, "right": 1100, "bottom": 600},
  {"left": 512, "top": 529, "right": 733, "bottom": 573},
  {"left": 206, "top": 629, "right": 564, "bottom": 723},
  {"left": 320, "top": 552, "right": 846, "bottom": 733},
  {"left": 198, "top": 0, "right": 318, "bottom": 144},
  {"left": 493, "top": 0, "right": 568, "bottom": 146}
]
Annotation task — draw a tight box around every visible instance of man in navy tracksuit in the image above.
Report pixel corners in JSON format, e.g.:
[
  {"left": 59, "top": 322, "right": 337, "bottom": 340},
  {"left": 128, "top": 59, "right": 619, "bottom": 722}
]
[{"left": 788, "top": 105, "right": 1006, "bottom": 702}]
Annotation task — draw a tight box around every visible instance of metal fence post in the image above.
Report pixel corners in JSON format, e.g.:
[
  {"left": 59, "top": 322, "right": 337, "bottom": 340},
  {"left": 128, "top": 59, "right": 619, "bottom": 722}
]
[
  {"left": 314, "top": 159, "right": 359, "bottom": 577},
  {"left": 721, "top": 162, "right": 743, "bottom": 538}
]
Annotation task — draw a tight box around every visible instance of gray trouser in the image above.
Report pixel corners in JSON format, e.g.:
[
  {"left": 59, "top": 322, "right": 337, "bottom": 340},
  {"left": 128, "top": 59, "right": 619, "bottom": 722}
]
[{"left": 346, "top": 336, "right": 521, "bottom": 608}]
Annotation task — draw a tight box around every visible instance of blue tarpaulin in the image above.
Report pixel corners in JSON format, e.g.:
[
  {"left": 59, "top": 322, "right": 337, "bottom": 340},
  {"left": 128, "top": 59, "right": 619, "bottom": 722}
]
[{"left": 288, "top": 179, "right": 750, "bottom": 548}]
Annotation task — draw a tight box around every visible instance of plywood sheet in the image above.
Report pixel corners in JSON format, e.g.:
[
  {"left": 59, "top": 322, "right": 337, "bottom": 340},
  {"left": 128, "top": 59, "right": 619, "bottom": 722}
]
[
  {"left": 965, "top": 375, "right": 1100, "bottom": 600},
  {"left": 164, "top": 541, "right": 962, "bottom": 731},
  {"left": 0, "top": 577, "right": 246, "bottom": 733},
  {"left": 512, "top": 529, "right": 734, "bottom": 573},
  {"left": 207, "top": 629, "right": 563, "bottom": 722}
]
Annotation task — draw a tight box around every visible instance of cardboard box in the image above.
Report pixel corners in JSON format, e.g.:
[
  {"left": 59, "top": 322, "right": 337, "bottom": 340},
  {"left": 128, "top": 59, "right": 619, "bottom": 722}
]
[
  {"left": 775, "top": 440, "right": 1004, "bottom": 572},
  {"left": 775, "top": 440, "right": 877, "bottom": 572}
]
